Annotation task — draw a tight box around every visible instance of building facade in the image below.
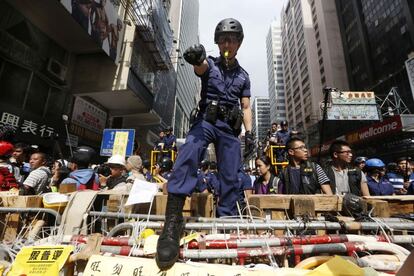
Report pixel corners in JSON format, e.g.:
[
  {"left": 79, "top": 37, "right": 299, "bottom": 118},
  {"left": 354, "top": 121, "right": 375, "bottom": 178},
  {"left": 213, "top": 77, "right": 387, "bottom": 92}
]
[
  {"left": 281, "top": 0, "right": 350, "bottom": 146},
  {"left": 335, "top": 0, "right": 414, "bottom": 111},
  {"left": 252, "top": 97, "right": 271, "bottom": 143},
  {"left": 169, "top": 0, "right": 200, "bottom": 138},
  {"left": 0, "top": 0, "right": 177, "bottom": 159},
  {"left": 281, "top": 0, "right": 323, "bottom": 135},
  {"left": 266, "top": 21, "right": 286, "bottom": 125}
]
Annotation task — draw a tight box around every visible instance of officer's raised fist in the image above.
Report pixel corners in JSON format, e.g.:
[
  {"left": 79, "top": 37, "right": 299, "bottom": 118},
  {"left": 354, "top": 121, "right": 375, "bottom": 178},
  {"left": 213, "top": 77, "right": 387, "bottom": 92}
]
[{"left": 183, "top": 44, "right": 206, "bottom": 66}]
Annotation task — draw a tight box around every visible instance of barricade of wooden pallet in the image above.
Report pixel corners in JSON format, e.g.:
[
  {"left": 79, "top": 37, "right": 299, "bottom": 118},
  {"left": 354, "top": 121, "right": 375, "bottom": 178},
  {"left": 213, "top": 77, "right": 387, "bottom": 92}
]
[
  {"left": 0, "top": 192, "right": 43, "bottom": 242},
  {"left": 100, "top": 191, "right": 214, "bottom": 218},
  {"left": 247, "top": 195, "right": 343, "bottom": 220},
  {"left": 362, "top": 195, "right": 414, "bottom": 218}
]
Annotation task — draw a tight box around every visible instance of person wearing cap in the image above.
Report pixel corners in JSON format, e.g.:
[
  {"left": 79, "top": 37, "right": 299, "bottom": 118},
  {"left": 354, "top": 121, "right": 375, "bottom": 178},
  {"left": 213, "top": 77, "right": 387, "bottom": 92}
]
[
  {"left": 163, "top": 126, "right": 177, "bottom": 152},
  {"left": 354, "top": 156, "right": 367, "bottom": 171},
  {"left": 0, "top": 140, "right": 19, "bottom": 192},
  {"left": 156, "top": 18, "right": 253, "bottom": 270},
  {"left": 61, "top": 146, "right": 100, "bottom": 190},
  {"left": 100, "top": 155, "right": 128, "bottom": 190},
  {"left": 276, "top": 120, "right": 297, "bottom": 162},
  {"left": 365, "top": 158, "right": 394, "bottom": 196},
  {"left": 125, "top": 155, "right": 145, "bottom": 183}
]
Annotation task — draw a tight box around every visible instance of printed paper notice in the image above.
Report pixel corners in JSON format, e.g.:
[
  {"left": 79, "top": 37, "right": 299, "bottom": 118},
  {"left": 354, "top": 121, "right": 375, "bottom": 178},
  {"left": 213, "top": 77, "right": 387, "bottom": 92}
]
[{"left": 125, "top": 179, "right": 158, "bottom": 205}]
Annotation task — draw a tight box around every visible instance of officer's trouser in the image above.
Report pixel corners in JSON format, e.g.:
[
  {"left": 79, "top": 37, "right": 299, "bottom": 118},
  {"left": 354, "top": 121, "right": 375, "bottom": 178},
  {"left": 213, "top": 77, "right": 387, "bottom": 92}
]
[{"left": 167, "top": 119, "right": 241, "bottom": 217}]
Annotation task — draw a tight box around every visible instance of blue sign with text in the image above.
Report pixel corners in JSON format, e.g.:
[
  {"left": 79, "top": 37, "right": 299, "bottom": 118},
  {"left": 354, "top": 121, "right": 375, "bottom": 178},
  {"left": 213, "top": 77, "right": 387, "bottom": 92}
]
[{"left": 100, "top": 129, "right": 135, "bottom": 156}]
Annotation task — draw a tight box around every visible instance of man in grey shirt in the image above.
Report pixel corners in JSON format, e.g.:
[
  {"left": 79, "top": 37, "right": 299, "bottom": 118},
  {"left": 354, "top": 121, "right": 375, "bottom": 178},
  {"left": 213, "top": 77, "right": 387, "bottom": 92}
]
[
  {"left": 23, "top": 152, "right": 51, "bottom": 194},
  {"left": 325, "top": 140, "right": 370, "bottom": 196}
]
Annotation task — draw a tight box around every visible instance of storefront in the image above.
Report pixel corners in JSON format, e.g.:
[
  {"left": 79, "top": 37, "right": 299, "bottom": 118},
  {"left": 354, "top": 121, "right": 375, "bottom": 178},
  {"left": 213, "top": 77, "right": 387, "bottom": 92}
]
[{"left": 311, "top": 115, "right": 414, "bottom": 163}]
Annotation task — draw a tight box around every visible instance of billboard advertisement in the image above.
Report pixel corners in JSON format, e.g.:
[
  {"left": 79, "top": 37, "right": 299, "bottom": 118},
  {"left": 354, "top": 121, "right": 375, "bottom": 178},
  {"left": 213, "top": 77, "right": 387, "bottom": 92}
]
[
  {"left": 60, "top": 0, "right": 124, "bottom": 63},
  {"left": 327, "top": 91, "right": 380, "bottom": 120},
  {"left": 71, "top": 97, "right": 107, "bottom": 134}
]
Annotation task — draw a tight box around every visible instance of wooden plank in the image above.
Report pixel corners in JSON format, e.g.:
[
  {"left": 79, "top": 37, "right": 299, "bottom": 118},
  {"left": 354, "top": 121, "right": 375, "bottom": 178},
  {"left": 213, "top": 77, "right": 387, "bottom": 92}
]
[
  {"left": 191, "top": 193, "right": 213, "bottom": 217},
  {"left": 290, "top": 198, "right": 315, "bottom": 217},
  {"left": 1, "top": 196, "right": 43, "bottom": 242},
  {"left": 364, "top": 195, "right": 414, "bottom": 201},
  {"left": 364, "top": 199, "right": 390, "bottom": 217},
  {"left": 248, "top": 195, "right": 342, "bottom": 212},
  {"left": 271, "top": 211, "right": 286, "bottom": 235},
  {"left": 154, "top": 194, "right": 191, "bottom": 216},
  {"left": 388, "top": 202, "right": 414, "bottom": 216}
]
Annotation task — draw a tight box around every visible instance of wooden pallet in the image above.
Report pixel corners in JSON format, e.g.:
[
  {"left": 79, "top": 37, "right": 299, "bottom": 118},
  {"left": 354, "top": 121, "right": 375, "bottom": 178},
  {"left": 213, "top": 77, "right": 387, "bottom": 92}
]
[
  {"left": 248, "top": 195, "right": 343, "bottom": 219},
  {"left": 363, "top": 195, "right": 414, "bottom": 217}
]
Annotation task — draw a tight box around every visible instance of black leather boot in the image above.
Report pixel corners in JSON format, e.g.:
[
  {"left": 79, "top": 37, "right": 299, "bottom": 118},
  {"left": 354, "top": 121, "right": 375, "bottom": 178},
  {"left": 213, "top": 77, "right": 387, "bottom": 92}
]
[{"left": 155, "top": 193, "right": 185, "bottom": 270}]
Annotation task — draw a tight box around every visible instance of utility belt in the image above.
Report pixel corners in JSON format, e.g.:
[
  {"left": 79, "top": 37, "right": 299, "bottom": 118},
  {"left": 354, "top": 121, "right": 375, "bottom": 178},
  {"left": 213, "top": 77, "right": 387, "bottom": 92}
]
[{"left": 190, "top": 100, "right": 243, "bottom": 135}]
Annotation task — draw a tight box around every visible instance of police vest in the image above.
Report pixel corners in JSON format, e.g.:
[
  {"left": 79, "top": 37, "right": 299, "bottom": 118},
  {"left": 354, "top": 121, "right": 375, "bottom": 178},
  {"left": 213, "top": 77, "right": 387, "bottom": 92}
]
[
  {"left": 253, "top": 174, "right": 280, "bottom": 194},
  {"left": 324, "top": 166, "right": 362, "bottom": 196},
  {"left": 281, "top": 161, "right": 320, "bottom": 194}
]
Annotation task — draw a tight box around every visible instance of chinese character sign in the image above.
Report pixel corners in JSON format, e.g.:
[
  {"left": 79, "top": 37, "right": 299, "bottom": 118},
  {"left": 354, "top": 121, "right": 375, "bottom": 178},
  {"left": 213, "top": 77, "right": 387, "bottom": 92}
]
[
  {"left": 0, "top": 112, "right": 55, "bottom": 138},
  {"left": 71, "top": 97, "right": 107, "bottom": 134},
  {"left": 8, "top": 245, "right": 73, "bottom": 275}
]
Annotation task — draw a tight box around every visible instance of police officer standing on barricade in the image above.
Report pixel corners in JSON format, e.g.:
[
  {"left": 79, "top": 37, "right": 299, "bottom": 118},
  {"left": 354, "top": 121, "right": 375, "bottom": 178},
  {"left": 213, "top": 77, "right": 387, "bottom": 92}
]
[{"left": 155, "top": 18, "right": 254, "bottom": 270}]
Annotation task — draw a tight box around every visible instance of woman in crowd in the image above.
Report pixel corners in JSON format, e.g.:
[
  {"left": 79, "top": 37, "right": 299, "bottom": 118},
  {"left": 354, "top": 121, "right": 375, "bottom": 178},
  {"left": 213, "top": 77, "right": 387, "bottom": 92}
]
[
  {"left": 50, "top": 159, "right": 70, "bottom": 192},
  {"left": 252, "top": 155, "right": 279, "bottom": 194}
]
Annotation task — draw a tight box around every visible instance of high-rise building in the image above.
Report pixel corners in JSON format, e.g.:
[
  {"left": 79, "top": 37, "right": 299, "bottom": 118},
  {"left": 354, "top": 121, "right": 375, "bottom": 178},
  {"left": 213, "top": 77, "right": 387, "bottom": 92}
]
[
  {"left": 266, "top": 21, "right": 286, "bottom": 125},
  {"left": 309, "top": 0, "right": 349, "bottom": 91},
  {"left": 281, "top": 0, "right": 349, "bottom": 143},
  {"left": 281, "top": 0, "right": 323, "bottom": 134},
  {"left": 335, "top": 0, "right": 414, "bottom": 111},
  {"left": 169, "top": 0, "right": 200, "bottom": 138},
  {"left": 252, "top": 97, "right": 271, "bottom": 143}
]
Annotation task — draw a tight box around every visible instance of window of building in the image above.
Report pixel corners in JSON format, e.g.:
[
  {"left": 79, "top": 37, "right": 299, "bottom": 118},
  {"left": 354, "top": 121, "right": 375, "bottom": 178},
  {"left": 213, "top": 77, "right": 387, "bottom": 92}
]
[
  {"left": 0, "top": 62, "right": 30, "bottom": 107},
  {"left": 45, "top": 88, "right": 67, "bottom": 118},
  {"left": 25, "top": 75, "right": 49, "bottom": 116}
]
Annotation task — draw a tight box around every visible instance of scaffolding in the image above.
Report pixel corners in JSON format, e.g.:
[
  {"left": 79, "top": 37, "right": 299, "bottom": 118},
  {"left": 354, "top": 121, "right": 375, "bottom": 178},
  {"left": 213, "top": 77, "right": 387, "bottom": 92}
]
[{"left": 376, "top": 87, "right": 411, "bottom": 117}]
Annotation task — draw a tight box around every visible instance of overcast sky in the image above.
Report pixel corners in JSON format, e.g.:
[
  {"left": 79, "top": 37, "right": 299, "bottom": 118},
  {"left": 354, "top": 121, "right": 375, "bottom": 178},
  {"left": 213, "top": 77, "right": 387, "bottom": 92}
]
[{"left": 198, "top": 0, "right": 286, "bottom": 98}]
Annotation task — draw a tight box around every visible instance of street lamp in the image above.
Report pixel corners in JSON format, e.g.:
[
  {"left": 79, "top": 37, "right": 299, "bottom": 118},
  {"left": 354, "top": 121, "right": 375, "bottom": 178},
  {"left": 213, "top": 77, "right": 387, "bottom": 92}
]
[
  {"left": 318, "top": 87, "right": 338, "bottom": 163},
  {"left": 62, "top": 114, "right": 73, "bottom": 157}
]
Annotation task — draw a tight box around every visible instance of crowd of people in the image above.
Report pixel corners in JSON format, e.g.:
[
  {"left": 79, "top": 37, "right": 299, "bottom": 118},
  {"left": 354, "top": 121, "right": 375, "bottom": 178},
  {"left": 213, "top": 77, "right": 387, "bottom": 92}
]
[
  {"left": 0, "top": 125, "right": 178, "bottom": 195},
  {"left": 1, "top": 128, "right": 413, "bottom": 202}
]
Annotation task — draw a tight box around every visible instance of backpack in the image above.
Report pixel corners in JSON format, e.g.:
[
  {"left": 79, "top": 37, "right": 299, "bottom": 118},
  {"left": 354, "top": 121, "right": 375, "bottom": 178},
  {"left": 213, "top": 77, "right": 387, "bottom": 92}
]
[
  {"left": 0, "top": 166, "right": 18, "bottom": 191},
  {"left": 34, "top": 167, "right": 52, "bottom": 194},
  {"left": 75, "top": 173, "right": 100, "bottom": 190}
]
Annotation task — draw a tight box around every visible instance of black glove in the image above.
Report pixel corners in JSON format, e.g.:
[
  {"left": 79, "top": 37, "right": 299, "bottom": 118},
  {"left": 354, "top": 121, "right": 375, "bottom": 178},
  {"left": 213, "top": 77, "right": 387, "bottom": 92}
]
[
  {"left": 244, "top": 131, "right": 255, "bottom": 157},
  {"left": 183, "top": 44, "right": 206, "bottom": 66}
]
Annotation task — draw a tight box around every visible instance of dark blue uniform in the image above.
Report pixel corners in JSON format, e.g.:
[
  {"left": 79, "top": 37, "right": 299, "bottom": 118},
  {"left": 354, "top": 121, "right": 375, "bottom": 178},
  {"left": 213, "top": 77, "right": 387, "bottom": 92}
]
[
  {"left": 406, "top": 174, "right": 414, "bottom": 195},
  {"left": 167, "top": 56, "right": 250, "bottom": 217},
  {"left": 204, "top": 171, "right": 220, "bottom": 195},
  {"left": 194, "top": 170, "right": 207, "bottom": 193},
  {"left": 275, "top": 129, "right": 292, "bottom": 162},
  {"left": 366, "top": 175, "right": 394, "bottom": 195},
  {"left": 163, "top": 134, "right": 177, "bottom": 151}
]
